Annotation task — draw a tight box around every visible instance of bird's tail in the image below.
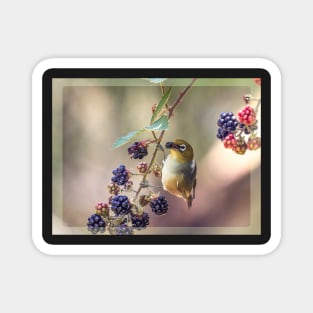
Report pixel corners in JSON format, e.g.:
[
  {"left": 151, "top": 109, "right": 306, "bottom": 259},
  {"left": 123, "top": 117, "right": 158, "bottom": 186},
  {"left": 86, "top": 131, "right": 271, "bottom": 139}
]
[{"left": 187, "top": 195, "right": 193, "bottom": 209}]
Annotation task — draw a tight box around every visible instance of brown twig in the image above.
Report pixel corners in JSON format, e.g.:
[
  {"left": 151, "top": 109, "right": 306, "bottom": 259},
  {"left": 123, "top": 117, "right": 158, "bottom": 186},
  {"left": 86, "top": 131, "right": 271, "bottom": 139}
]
[
  {"left": 133, "top": 78, "right": 197, "bottom": 202},
  {"left": 169, "top": 78, "right": 197, "bottom": 118}
]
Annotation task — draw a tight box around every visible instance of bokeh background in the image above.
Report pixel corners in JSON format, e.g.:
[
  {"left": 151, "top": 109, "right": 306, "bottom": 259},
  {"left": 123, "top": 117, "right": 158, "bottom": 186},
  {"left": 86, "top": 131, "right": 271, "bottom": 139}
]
[{"left": 52, "top": 78, "right": 261, "bottom": 234}]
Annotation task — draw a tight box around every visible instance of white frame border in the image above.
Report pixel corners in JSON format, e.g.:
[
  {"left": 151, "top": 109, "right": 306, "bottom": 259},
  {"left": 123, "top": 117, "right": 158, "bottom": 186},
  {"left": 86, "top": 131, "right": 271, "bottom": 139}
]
[{"left": 32, "top": 58, "right": 281, "bottom": 255}]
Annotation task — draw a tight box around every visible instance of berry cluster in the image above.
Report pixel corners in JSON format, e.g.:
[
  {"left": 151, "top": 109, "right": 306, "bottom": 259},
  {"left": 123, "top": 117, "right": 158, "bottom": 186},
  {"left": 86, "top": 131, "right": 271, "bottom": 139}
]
[
  {"left": 216, "top": 93, "right": 261, "bottom": 155},
  {"left": 95, "top": 202, "right": 109, "bottom": 215},
  {"left": 150, "top": 195, "right": 169, "bottom": 215},
  {"left": 87, "top": 81, "right": 183, "bottom": 235},
  {"left": 107, "top": 182, "right": 120, "bottom": 195},
  {"left": 111, "top": 165, "right": 130, "bottom": 185},
  {"left": 238, "top": 105, "right": 256, "bottom": 126},
  {"left": 115, "top": 223, "right": 134, "bottom": 235},
  {"left": 87, "top": 214, "right": 106, "bottom": 234},
  {"left": 128, "top": 141, "right": 148, "bottom": 159},
  {"left": 110, "top": 195, "right": 132, "bottom": 215},
  {"left": 137, "top": 161, "right": 148, "bottom": 173},
  {"left": 87, "top": 161, "right": 169, "bottom": 235},
  {"left": 131, "top": 211, "right": 150, "bottom": 230}
]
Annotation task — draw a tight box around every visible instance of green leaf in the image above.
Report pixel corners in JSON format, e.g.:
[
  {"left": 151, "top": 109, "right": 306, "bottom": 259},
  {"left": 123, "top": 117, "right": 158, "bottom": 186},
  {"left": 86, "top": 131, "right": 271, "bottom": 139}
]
[
  {"left": 112, "top": 129, "right": 145, "bottom": 149},
  {"left": 150, "top": 86, "right": 173, "bottom": 123},
  {"left": 145, "top": 116, "right": 169, "bottom": 131}
]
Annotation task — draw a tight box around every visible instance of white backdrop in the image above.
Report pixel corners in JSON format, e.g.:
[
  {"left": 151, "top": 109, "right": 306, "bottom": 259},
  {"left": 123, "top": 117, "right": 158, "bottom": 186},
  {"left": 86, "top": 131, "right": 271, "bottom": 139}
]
[{"left": 0, "top": 0, "right": 310, "bottom": 312}]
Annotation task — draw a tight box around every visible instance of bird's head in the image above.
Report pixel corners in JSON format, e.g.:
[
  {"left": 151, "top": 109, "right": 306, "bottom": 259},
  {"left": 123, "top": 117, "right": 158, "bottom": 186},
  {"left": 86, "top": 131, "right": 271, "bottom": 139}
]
[{"left": 165, "top": 139, "right": 194, "bottom": 162}]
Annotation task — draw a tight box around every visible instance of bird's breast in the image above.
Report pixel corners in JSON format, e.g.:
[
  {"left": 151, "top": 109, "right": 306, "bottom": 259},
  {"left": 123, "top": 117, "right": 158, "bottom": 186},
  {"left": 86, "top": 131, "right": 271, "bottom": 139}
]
[{"left": 161, "top": 155, "right": 195, "bottom": 197}]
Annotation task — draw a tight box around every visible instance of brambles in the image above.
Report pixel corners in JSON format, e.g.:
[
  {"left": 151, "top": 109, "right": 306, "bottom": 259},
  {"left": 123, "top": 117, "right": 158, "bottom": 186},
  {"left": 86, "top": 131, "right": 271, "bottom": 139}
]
[
  {"left": 216, "top": 80, "right": 261, "bottom": 154},
  {"left": 86, "top": 78, "right": 198, "bottom": 235}
]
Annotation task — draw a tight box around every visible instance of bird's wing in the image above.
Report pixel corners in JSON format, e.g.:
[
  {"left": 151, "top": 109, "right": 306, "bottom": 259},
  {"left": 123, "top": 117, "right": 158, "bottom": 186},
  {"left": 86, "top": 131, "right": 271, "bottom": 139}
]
[{"left": 192, "top": 162, "right": 197, "bottom": 199}]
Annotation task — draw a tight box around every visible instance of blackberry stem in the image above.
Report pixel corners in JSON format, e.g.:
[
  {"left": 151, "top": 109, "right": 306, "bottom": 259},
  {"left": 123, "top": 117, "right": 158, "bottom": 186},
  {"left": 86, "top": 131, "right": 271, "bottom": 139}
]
[
  {"left": 168, "top": 78, "right": 197, "bottom": 118},
  {"left": 133, "top": 79, "right": 197, "bottom": 203},
  {"left": 255, "top": 98, "right": 261, "bottom": 116}
]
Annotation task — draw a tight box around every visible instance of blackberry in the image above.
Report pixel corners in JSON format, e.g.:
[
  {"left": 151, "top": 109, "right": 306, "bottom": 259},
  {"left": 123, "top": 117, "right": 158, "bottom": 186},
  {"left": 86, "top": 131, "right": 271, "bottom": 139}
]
[
  {"left": 247, "top": 137, "right": 261, "bottom": 150},
  {"left": 131, "top": 212, "right": 150, "bottom": 230},
  {"left": 223, "top": 133, "right": 237, "bottom": 149},
  {"left": 95, "top": 202, "right": 109, "bottom": 215},
  {"left": 150, "top": 195, "right": 168, "bottom": 215},
  {"left": 107, "top": 182, "right": 121, "bottom": 195},
  {"left": 87, "top": 214, "right": 106, "bottom": 234},
  {"left": 128, "top": 142, "right": 148, "bottom": 159},
  {"left": 217, "top": 112, "right": 239, "bottom": 132},
  {"left": 137, "top": 162, "right": 148, "bottom": 173},
  {"left": 110, "top": 195, "right": 132, "bottom": 215},
  {"left": 237, "top": 106, "right": 256, "bottom": 126},
  {"left": 111, "top": 165, "right": 129, "bottom": 185},
  {"left": 232, "top": 141, "right": 247, "bottom": 155},
  {"left": 216, "top": 127, "right": 229, "bottom": 141},
  {"left": 115, "top": 224, "right": 134, "bottom": 235}
]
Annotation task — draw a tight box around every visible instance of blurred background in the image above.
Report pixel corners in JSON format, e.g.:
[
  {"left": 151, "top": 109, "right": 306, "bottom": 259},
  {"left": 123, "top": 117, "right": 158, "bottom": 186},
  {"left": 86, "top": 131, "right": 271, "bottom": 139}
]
[{"left": 52, "top": 78, "right": 261, "bottom": 234}]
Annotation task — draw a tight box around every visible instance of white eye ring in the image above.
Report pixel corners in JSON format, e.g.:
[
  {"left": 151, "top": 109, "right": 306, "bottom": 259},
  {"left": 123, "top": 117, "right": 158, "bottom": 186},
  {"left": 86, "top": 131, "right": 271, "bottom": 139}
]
[{"left": 179, "top": 144, "right": 187, "bottom": 152}]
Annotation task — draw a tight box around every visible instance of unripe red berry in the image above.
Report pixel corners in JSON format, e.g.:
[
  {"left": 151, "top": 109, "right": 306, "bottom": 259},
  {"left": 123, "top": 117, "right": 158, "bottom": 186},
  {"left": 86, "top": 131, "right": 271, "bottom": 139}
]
[
  {"left": 237, "top": 105, "right": 256, "bottom": 126},
  {"left": 107, "top": 182, "right": 120, "bottom": 195},
  {"left": 223, "top": 133, "right": 237, "bottom": 149},
  {"left": 247, "top": 137, "right": 261, "bottom": 150},
  {"left": 254, "top": 78, "right": 261, "bottom": 86},
  {"left": 232, "top": 141, "right": 247, "bottom": 155},
  {"left": 137, "top": 162, "right": 148, "bottom": 173},
  {"left": 94, "top": 202, "right": 109, "bottom": 215}
]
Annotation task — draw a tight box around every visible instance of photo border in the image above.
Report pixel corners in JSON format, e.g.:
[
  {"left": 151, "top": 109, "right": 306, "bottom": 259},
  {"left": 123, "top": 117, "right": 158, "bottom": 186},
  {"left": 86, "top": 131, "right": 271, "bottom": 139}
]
[{"left": 32, "top": 58, "right": 281, "bottom": 255}]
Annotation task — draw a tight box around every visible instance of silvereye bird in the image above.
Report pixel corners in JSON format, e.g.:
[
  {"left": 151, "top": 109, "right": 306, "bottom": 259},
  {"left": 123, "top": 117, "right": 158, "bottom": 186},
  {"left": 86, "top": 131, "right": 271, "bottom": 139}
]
[{"left": 161, "top": 139, "right": 197, "bottom": 209}]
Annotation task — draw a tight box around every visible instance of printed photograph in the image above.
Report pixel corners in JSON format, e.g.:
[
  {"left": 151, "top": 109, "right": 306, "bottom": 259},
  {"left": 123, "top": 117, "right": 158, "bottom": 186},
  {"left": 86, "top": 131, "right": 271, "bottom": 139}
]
[{"left": 52, "top": 78, "right": 261, "bottom": 235}]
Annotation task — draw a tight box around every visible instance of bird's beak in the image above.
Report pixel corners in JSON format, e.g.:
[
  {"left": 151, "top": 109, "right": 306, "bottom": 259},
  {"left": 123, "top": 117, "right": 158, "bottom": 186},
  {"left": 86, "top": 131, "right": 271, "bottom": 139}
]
[{"left": 165, "top": 142, "right": 180, "bottom": 150}]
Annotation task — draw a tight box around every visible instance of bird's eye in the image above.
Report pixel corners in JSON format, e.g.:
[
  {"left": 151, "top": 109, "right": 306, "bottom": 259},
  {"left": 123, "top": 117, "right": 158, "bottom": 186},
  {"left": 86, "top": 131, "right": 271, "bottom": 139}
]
[{"left": 179, "top": 144, "right": 187, "bottom": 152}]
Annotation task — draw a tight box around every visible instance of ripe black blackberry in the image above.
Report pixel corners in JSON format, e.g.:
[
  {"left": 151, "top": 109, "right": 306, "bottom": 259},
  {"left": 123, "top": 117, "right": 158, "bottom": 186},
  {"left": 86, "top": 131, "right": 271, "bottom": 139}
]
[
  {"left": 110, "top": 195, "right": 132, "bottom": 215},
  {"left": 150, "top": 195, "right": 169, "bottom": 215},
  {"left": 111, "top": 165, "right": 129, "bottom": 185},
  {"left": 115, "top": 224, "right": 134, "bottom": 235},
  {"left": 216, "top": 127, "right": 229, "bottom": 141},
  {"left": 87, "top": 214, "right": 106, "bottom": 234},
  {"left": 217, "top": 112, "right": 239, "bottom": 132},
  {"left": 131, "top": 211, "right": 150, "bottom": 230},
  {"left": 128, "top": 142, "right": 148, "bottom": 159}
]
